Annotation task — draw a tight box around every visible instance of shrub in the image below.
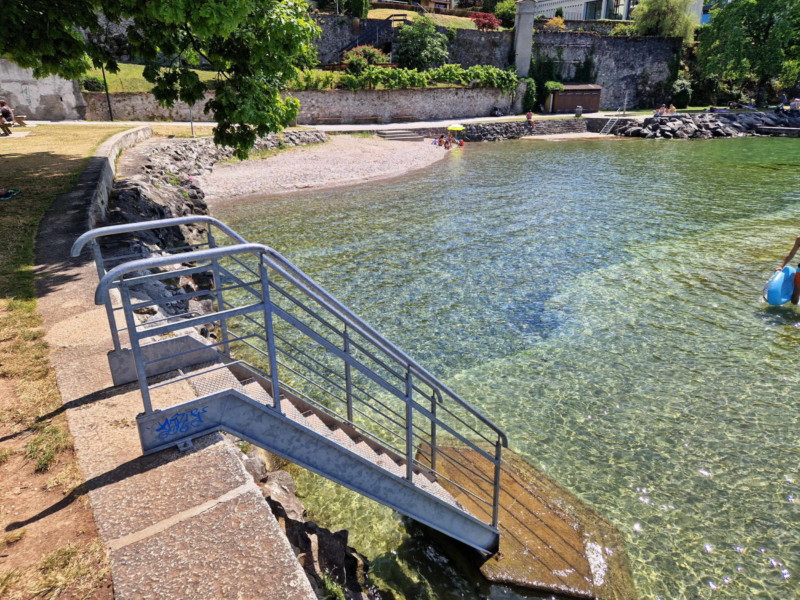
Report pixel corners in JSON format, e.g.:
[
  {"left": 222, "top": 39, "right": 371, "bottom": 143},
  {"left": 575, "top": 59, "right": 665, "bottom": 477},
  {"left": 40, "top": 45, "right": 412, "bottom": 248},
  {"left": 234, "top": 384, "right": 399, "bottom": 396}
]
[
  {"left": 343, "top": 45, "right": 390, "bottom": 66},
  {"left": 471, "top": 12, "right": 502, "bottom": 31},
  {"left": 521, "top": 78, "right": 537, "bottom": 112},
  {"left": 545, "top": 80, "right": 565, "bottom": 93},
  {"left": 671, "top": 77, "right": 692, "bottom": 108},
  {"left": 428, "top": 63, "right": 469, "bottom": 85},
  {"left": 348, "top": 0, "right": 369, "bottom": 19},
  {"left": 465, "top": 65, "right": 519, "bottom": 93},
  {"left": 291, "top": 70, "right": 336, "bottom": 90},
  {"left": 543, "top": 16, "right": 566, "bottom": 32},
  {"left": 610, "top": 23, "right": 638, "bottom": 37},
  {"left": 339, "top": 73, "right": 366, "bottom": 91},
  {"left": 494, "top": 0, "right": 516, "bottom": 28},
  {"left": 81, "top": 76, "right": 104, "bottom": 92},
  {"left": 555, "top": 7, "right": 564, "bottom": 18},
  {"left": 344, "top": 55, "right": 369, "bottom": 76},
  {"left": 395, "top": 15, "right": 449, "bottom": 71}
]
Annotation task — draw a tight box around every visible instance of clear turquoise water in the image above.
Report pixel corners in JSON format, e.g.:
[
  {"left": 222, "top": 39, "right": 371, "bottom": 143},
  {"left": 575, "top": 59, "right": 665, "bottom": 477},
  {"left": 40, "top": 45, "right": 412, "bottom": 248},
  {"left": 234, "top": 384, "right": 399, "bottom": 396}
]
[{"left": 215, "top": 137, "right": 800, "bottom": 600}]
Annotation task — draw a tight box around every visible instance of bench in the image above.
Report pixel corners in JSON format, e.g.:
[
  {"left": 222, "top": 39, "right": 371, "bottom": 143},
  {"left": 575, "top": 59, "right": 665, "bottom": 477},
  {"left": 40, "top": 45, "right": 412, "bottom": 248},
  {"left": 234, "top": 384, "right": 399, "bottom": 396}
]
[
  {"left": 392, "top": 115, "right": 419, "bottom": 122},
  {"left": 312, "top": 116, "right": 343, "bottom": 125},
  {"left": 14, "top": 115, "right": 28, "bottom": 127},
  {"left": 0, "top": 121, "right": 11, "bottom": 136}
]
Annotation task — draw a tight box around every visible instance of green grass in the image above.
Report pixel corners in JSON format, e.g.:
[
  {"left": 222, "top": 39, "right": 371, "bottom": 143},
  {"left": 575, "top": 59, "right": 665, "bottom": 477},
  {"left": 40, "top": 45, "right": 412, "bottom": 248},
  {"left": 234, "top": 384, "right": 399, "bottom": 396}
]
[
  {"left": 85, "top": 63, "right": 219, "bottom": 93},
  {"left": 368, "top": 8, "right": 480, "bottom": 29}
]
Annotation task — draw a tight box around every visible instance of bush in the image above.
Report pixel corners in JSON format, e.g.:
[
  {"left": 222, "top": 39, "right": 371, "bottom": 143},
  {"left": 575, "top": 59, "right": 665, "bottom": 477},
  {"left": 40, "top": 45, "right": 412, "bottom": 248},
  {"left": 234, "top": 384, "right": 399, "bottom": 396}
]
[
  {"left": 339, "top": 73, "right": 366, "bottom": 91},
  {"left": 81, "top": 76, "right": 104, "bottom": 92},
  {"left": 610, "top": 23, "right": 637, "bottom": 37},
  {"left": 671, "top": 77, "right": 692, "bottom": 108},
  {"left": 471, "top": 12, "right": 502, "bottom": 31},
  {"left": 343, "top": 45, "right": 390, "bottom": 66},
  {"left": 543, "top": 16, "right": 566, "bottom": 32},
  {"left": 291, "top": 70, "right": 337, "bottom": 90},
  {"left": 348, "top": 0, "right": 369, "bottom": 19},
  {"left": 344, "top": 55, "right": 368, "bottom": 76},
  {"left": 465, "top": 65, "right": 519, "bottom": 93},
  {"left": 428, "top": 63, "right": 469, "bottom": 85},
  {"left": 545, "top": 80, "right": 565, "bottom": 93},
  {"left": 555, "top": 7, "right": 564, "bottom": 18},
  {"left": 494, "top": 0, "right": 516, "bottom": 28},
  {"left": 395, "top": 15, "right": 449, "bottom": 71},
  {"left": 521, "top": 78, "right": 537, "bottom": 112}
]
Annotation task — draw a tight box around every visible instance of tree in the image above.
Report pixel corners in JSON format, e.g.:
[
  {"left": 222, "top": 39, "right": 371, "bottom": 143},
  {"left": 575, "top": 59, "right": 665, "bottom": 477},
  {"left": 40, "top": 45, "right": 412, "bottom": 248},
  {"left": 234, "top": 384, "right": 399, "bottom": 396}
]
[
  {"left": 494, "top": 0, "right": 516, "bottom": 28},
  {"left": 698, "top": 0, "right": 800, "bottom": 104},
  {"left": 349, "top": 0, "right": 370, "bottom": 19},
  {"left": 631, "top": 0, "right": 698, "bottom": 43},
  {"left": 471, "top": 12, "right": 502, "bottom": 31},
  {"left": 2, "top": 0, "right": 320, "bottom": 158},
  {"left": 395, "top": 16, "right": 449, "bottom": 71}
]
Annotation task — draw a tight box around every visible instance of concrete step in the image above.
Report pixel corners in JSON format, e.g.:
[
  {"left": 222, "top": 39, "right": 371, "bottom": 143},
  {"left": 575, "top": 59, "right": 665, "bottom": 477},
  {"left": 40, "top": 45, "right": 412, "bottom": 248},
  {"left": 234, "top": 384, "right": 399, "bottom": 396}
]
[{"left": 377, "top": 129, "right": 424, "bottom": 142}]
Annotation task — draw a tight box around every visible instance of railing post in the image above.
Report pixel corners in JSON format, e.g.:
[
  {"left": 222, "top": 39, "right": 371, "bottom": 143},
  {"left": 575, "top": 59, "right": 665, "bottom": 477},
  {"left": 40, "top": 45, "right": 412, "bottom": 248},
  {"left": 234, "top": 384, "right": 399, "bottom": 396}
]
[
  {"left": 91, "top": 240, "right": 122, "bottom": 352},
  {"left": 120, "top": 283, "right": 153, "bottom": 414},
  {"left": 258, "top": 258, "right": 282, "bottom": 413},
  {"left": 430, "top": 390, "right": 440, "bottom": 473},
  {"left": 492, "top": 439, "right": 502, "bottom": 528},
  {"left": 344, "top": 325, "right": 353, "bottom": 423},
  {"left": 405, "top": 369, "right": 414, "bottom": 482},
  {"left": 207, "top": 229, "right": 230, "bottom": 355}
]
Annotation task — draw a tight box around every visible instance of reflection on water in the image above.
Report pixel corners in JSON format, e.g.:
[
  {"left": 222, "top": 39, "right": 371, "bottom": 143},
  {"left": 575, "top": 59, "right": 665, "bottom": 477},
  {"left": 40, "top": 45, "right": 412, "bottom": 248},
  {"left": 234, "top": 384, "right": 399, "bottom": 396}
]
[{"left": 216, "top": 137, "right": 800, "bottom": 600}]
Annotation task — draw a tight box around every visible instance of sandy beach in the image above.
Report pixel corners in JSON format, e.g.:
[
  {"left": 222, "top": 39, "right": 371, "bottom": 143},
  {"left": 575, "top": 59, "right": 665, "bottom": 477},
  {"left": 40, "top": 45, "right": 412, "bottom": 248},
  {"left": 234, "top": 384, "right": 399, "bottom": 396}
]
[{"left": 201, "top": 134, "right": 448, "bottom": 205}]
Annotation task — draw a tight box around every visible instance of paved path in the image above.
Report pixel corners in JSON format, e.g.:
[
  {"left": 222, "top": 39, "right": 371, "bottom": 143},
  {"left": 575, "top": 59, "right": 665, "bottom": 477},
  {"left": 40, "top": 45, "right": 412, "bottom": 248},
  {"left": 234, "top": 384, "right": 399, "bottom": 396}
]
[{"left": 33, "top": 131, "right": 316, "bottom": 600}]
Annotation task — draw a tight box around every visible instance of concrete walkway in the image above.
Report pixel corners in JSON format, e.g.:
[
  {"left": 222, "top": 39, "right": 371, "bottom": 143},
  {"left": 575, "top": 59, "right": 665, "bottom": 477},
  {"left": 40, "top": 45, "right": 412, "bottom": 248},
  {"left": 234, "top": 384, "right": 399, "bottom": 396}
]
[{"left": 33, "top": 130, "right": 316, "bottom": 600}]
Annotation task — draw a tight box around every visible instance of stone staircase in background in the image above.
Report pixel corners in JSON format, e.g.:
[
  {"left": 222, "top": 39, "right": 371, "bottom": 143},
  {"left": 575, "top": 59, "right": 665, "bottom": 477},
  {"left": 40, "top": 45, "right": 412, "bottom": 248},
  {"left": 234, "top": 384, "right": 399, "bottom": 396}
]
[{"left": 377, "top": 129, "right": 425, "bottom": 142}]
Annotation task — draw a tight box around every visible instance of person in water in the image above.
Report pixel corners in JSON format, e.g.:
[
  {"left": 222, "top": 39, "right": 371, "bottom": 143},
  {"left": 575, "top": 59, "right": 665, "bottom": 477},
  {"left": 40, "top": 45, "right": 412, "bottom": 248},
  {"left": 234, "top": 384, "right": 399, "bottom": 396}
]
[{"left": 776, "top": 238, "right": 800, "bottom": 303}]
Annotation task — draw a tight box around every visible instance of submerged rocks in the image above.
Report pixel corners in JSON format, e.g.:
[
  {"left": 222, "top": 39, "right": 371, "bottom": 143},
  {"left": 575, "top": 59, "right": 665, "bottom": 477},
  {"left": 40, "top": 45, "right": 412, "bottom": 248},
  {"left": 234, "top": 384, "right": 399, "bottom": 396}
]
[{"left": 616, "top": 111, "right": 800, "bottom": 140}]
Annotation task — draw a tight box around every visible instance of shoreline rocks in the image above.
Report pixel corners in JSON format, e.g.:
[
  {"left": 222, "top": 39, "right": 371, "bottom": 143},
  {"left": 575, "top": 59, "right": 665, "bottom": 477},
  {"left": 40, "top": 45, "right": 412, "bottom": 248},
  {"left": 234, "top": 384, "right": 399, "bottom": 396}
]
[{"left": 616, "top": 111, "right": 800, "bottom": 139}]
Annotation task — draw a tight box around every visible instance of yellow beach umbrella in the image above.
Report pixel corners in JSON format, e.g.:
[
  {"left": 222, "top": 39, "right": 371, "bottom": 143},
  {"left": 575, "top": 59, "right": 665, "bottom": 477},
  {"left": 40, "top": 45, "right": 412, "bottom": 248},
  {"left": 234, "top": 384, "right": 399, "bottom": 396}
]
[{"left": 447, "top": 123, "right": 465, "bottom": 131}]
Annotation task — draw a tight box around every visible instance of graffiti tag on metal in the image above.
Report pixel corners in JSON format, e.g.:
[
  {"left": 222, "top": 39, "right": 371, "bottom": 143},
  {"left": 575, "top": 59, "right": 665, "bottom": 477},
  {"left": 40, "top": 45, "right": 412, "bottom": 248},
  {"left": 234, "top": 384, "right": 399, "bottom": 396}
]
[{"left": 155, "top": 406, "right": 208, "bottom": 439}]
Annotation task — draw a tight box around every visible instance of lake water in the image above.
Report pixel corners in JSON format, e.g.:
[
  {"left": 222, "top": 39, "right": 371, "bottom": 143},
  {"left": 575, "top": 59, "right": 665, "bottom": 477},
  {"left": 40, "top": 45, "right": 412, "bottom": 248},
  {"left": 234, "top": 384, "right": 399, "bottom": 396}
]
[{"left": 215, "top": 137, "right": 800, "bottom": 600}]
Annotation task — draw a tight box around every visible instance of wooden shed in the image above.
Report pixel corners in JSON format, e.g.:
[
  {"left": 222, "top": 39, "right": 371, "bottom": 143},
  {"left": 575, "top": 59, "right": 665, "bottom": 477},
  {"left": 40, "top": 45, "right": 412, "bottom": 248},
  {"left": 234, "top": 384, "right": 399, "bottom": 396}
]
[{"left": 547, "top": 84, "right": 602, "bottom": 113}]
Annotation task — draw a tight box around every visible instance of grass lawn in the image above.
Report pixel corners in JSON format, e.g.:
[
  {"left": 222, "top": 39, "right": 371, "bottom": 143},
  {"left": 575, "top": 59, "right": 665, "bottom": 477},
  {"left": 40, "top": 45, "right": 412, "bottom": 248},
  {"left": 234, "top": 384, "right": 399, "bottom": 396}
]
[
  {"left": 0, "top": 123, "right": 130, "bottom": 600},
  {"left": 367, "top": 8, "right": 480, "bottom": 29},
  {"left": 85, "top": 63, "right": 219, "bottom": 93}
]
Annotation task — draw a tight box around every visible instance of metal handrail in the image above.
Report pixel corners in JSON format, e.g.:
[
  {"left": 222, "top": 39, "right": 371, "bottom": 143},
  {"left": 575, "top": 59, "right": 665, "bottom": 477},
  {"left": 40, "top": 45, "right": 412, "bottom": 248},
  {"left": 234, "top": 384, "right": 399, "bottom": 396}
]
[
  {"left": 81, "top": 218, "right": 508, "bottom": 527},
  {"left": 78, "top": 217, "right": 508, "bottom": 447}
]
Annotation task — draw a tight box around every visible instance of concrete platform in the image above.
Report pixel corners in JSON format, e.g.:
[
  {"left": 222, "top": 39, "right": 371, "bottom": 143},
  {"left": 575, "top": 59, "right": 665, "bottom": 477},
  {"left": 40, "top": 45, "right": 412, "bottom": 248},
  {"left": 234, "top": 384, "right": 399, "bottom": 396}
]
[{"left": 431, "top": 447, "right": 636, "bottom": 600}]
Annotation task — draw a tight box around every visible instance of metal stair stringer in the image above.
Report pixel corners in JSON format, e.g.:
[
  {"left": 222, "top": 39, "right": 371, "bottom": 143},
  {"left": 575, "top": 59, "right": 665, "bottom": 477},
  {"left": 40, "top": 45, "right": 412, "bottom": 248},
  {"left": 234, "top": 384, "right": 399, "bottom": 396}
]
[{"left": 136, "top": 389, "right": 500, "bottom": 554}]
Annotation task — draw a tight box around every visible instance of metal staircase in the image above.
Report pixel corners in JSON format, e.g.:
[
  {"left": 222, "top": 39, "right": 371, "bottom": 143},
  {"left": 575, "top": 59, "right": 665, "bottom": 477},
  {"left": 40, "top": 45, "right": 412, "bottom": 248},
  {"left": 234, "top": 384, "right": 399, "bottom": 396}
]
[
  {"left": 71, "top": 216, "right": 507, "bottom": 554},
  {"left": 600, "top": 117, "right": 619, "bottom": 135}
]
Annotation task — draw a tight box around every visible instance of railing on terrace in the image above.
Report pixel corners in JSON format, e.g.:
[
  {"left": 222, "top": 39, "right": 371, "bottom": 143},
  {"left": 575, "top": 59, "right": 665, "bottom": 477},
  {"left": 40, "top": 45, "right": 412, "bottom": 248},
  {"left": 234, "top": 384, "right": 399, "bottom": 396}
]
[{"left": 71, "top": 217, "right": 508, "bottom": 538}]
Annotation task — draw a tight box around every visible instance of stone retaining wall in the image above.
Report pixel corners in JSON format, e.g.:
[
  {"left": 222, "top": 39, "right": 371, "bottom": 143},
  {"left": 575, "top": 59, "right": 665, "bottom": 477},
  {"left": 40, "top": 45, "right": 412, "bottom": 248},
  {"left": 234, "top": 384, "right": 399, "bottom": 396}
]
[
  {"left": 410, "top": 117, "right": 589, "bottom": 141},
  {"left": 294, "top": 84, "right": 524, "bottom": 123},
  {"left": 0, "top": 58, "right": 87, "bottom": 120}
]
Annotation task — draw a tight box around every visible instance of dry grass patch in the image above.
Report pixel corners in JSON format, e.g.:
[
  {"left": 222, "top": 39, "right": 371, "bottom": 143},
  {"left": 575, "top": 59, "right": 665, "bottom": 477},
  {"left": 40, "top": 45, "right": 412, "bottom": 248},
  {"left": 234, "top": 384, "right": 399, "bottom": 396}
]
[{"left": 0, "top": 123, "right": 126, "bottom": 600}]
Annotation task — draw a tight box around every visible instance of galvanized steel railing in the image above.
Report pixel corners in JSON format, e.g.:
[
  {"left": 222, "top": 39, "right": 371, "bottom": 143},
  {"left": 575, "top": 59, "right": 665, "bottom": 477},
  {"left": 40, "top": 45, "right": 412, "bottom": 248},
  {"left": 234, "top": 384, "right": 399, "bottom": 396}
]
[{"left": 72, "top": 217, "right": 508, "bottom": 528}]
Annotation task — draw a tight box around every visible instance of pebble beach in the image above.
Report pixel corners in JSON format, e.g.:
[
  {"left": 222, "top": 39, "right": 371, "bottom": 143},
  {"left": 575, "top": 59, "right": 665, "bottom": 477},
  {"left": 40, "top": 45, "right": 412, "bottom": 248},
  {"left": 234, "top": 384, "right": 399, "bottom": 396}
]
[{"left": 201, "top": 134, "right": 448, "bottom": 205}]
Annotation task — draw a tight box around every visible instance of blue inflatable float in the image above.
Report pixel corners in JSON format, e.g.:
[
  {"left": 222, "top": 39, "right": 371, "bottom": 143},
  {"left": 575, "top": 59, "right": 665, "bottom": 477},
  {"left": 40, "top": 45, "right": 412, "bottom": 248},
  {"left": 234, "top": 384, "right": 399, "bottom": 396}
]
[{"left": 764, "top": 266, "right": 796, "bottom": 305}]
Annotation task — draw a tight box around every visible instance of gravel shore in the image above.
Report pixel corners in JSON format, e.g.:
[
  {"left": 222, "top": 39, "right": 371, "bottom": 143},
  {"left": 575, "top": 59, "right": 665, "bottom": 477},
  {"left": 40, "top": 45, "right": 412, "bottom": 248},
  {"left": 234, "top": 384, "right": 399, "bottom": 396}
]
[{"left": 201, "top": 134, "right": 448, "bottom": 205}]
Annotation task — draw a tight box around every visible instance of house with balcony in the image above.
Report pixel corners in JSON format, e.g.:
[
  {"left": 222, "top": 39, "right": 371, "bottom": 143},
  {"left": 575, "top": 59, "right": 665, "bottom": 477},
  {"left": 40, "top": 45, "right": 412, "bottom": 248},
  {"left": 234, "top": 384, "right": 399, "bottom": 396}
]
[{"left": 533, "top": 0, "right": 703, "bottom": 21}]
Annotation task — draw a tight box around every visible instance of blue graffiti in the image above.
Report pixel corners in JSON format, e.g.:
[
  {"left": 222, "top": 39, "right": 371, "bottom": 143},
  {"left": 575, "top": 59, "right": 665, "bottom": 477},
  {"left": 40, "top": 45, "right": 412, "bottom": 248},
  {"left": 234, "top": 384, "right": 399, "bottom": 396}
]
[{"left": 155, "top": 406, "right": 208, "bottom": 439}]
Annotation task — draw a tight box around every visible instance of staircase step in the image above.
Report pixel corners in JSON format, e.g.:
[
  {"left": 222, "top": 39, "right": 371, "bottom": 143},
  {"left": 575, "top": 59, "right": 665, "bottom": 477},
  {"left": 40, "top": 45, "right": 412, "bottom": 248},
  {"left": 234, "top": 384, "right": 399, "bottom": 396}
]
[{"left": 377, "top": 129, "right": 424, "bottom": 142}]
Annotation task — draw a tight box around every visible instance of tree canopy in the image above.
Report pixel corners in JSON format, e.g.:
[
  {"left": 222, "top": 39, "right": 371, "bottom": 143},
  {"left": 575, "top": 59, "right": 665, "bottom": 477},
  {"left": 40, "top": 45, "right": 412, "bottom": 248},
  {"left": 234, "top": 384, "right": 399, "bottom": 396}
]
[
  {"left": 394, "top": 16, "right": 449, "bottom": 71},
  {"left": 2, "top": 0, "right": 320, "bottom": 157},
  {"left": 631, "top": 0, "right": 698, "bottom": 43},
  {"left": 698, "top": 0, "right": 800, "bottom": 102}
]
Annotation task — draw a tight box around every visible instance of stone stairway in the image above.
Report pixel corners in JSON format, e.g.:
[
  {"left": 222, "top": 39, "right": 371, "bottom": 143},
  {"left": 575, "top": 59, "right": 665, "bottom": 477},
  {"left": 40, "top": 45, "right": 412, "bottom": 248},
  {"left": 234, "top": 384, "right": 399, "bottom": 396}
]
[{"left": 377, "top": 129, "right": 425, "bottom": 142}]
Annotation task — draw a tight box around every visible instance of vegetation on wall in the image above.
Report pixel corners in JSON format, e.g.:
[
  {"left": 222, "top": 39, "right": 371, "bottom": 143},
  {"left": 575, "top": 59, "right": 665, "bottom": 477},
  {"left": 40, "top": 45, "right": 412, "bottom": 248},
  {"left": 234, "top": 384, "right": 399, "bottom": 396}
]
[
  {"left": 543, "top": 16, "right": 566, "bottom": 32},
  {"left": 573, "top": 54, "right": 597, "bottom": 83},
  {"left": 395, "top": 15, "right": 450, "bottom": 70},
  {"left": 348, "top": 0, "right": 370, "bottom": 19},
  {"left": 631, "top": 0, "right": 698, "bottom": 43},
  {"left": 529, "top": 50, "right": 561, "bottom": 110}
]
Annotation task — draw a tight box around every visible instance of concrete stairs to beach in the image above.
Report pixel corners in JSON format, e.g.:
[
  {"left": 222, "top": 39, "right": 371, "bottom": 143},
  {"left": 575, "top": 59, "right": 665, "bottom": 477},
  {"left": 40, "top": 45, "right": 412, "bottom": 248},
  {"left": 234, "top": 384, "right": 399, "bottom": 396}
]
[{"left": 376, "top": 129, "right": 425, "bottom": 142}]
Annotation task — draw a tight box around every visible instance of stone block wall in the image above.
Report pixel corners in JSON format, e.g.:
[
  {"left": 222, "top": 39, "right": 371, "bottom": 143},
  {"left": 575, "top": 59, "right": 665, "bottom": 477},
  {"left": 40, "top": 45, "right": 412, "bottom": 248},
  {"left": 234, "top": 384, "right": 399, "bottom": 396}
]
[
  {"left": 312, "top": 14, "right": 360, "bottom": 65},
  {"left": 533, "top": 32, "right": 681, "bottom": 110},
  {"left": 84, "top": 91, "right": 216, "bottom": 122},
  {"left": 293, "top": 85, "right": 523, "bottom": 123},
  {"left": 448, "top": 30, "right": 513, "bottom": 69},
  {"left": 0, "top": 59, "right": 86, "bottom": 120}
]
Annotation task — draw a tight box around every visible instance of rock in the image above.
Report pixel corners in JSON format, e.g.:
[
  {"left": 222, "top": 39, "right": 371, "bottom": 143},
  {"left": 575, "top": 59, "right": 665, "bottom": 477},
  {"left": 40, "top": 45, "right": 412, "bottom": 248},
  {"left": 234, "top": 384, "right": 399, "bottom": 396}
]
[{"left": 262, "top": 470, "right": 307, "bottom": 521}]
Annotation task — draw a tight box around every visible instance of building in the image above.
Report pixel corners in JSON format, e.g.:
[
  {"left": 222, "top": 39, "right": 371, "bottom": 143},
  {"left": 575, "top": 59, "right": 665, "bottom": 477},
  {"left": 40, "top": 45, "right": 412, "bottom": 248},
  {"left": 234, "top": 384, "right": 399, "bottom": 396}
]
[{"left": 533, "top": 0, "right": 703, "bottom": 21}]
